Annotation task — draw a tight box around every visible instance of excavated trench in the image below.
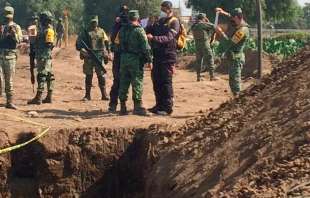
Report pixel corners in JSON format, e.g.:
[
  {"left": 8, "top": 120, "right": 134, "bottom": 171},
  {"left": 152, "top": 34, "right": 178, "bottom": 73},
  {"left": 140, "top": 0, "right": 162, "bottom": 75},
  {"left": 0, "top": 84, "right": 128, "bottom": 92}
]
[{"left": 0, "top": 126, "right": 172, "bottom": 198}]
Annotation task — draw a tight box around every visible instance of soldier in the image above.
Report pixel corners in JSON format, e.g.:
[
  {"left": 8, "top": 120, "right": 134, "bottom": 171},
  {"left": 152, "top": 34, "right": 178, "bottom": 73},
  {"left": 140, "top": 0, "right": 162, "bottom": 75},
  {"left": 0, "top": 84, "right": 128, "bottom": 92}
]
[
  {"left": 0, "top": 6, "right": 22, "bottom": 109},
  {"left": 118, "top": 10, "right": 152, "bottom": 116},
  {"left": 56, "top": 18, "right": 64, "bottom": 48},
  {"left": 28, "top": 11, "right": 55, "bottom": 105},
  {"left": 189, "top": 13, "right": 217, "bottom": 82},
  {"left": 215, "top": 8, "right": 249, "bottom": 97},
  {"left": 108, "top": 5, "right": 129, "bottom": 113},
  {"left": 76, "top": 16, "right": 110, "bottom": 101}
]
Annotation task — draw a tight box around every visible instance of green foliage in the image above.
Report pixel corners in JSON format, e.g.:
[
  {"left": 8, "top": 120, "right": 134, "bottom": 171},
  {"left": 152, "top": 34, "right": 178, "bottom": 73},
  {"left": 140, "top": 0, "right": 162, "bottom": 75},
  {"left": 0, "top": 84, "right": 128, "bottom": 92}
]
[
  {"left": 0, "top": 0, "right": 84, "bottom": 33},
  {"left": 181, "top": 33, "right": 310, "bottom": 58},
  {"left": 83, "top": 0, "right": 161, "bottom": 31},
  {"left": 188, "top": 0, "right": 302, "bottom": 26}
]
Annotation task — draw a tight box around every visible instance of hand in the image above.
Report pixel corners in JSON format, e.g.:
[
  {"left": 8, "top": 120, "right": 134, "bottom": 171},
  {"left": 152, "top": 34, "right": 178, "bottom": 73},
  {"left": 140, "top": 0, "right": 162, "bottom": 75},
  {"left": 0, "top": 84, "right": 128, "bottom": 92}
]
[
  {"left": 108, "top": 53, "right": 113, "bottom": 61},
  {"left": 147, "top": 34, "right": 153, "bottom": 40},
  {"left": 215, "top": 26, "right": 224, "bottom": 35}
]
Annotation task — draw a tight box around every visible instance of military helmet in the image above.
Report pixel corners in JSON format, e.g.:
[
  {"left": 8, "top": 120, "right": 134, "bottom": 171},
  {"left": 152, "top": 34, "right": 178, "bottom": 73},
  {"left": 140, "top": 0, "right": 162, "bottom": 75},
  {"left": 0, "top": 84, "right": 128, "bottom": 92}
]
[
  {"left": 197, "top": 13, "right": 206, "bottom": 20},
  {"left": 4, "top": 6, "right": 14, "bottom": 18},
  {"left": 40, "top": 11, "right": 53, "bottom": 21},
  {"left": 128, "top": 10, "right": 139, "bottom": 20},
  {"left": 90, "top": 15, "right": 99, "bottom": 23},
  {"left": 231, "top": 8, "right": 243, "bottom": 17}
]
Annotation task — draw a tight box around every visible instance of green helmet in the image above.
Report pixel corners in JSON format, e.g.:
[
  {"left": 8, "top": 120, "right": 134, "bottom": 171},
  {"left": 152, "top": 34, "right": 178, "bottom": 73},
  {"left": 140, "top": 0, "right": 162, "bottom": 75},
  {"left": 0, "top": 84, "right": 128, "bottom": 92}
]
[
  {"left": 196, "top": 13, "right": 206, "bottom": 20},
  {"left": 4, "top": 6, "right": 14, "bottom": 18}
]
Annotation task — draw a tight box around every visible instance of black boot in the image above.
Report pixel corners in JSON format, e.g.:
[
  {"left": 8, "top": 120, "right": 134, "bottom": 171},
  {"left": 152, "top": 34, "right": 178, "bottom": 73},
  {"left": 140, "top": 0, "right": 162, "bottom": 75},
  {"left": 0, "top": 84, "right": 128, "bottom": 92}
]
[
  {"left": 6, "top": 95, "right": 17, "bottom": 110},
  {"left": 120, "top": 101, "right": 128, "bottom": 116},
  {"left": 83, "top": 75, "right": 92, "bottom": 101},
  {"left": 42, "top": 91, "right": 53, "bottom": 104},
  {"left": 100, "top": 86, "right": 109, "bottom": 101},
  {"left": 133, "top": 101, "right": 147, "bottom": 116},
  {"left": 28, "top": 91, "right": 43, "bottom": 105},
  {"left": 108, "top": 102, "right": 117, "bottom": 113}
]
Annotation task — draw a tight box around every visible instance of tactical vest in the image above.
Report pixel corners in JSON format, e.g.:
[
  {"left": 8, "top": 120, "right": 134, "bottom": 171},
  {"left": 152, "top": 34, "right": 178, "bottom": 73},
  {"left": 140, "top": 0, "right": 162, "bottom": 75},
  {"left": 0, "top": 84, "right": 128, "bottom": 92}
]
[
  {"left": 36, "top": 25, "right": 54, "bottom": 59},
  {"left": 191, "top": 22, "right": 211, "bottom": 41},
  {"left": 0, "top": 23, "right": 19, "bottom": 50},
  {"left": 88, "top": 28, "right": 106, "bottom": 51}
]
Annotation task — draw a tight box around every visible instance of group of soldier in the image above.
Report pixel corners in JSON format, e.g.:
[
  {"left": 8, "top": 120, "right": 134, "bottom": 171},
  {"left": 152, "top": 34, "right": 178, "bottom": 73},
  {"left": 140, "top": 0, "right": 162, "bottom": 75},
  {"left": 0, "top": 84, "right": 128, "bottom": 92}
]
[{"left": 0, "top": 1, "right": 249, "bottom": 117}]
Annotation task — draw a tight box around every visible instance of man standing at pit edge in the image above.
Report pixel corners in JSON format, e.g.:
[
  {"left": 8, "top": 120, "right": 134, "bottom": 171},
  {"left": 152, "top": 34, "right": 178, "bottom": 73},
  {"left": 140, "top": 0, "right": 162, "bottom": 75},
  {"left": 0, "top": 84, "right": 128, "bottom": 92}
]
[
  {"left": 215, "top": 8, "right": 249, "bottom": 97},
  {"left": 0, "top": 6, "right": 22, "bottom": 109},
  {"left": 118, "top": 10, "right": 152, "bottom": 116},
  {"left": 28, "top": 11, "right": 55, "bottom": 105},
  {"left": 146, "top": 1, "right": 180, "bottom": 116}
]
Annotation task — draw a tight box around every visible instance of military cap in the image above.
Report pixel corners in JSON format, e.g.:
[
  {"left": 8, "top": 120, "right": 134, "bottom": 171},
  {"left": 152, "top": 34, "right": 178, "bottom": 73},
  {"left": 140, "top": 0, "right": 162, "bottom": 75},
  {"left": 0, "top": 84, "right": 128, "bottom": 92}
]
[
  {"left": 197, "top": 13, "right": 206, "bottom": 20},
  {"left": 90, "top": 15, "right": 99, "bottom": 23},
  {"left": 231, "top": 8, "right": 243, "bottom": 17},
  {"left": 4, "top": 6, "right": 14, "bottom": 18},
  {"left": 161, "top": 1, "right": 173, "bottom": 9},
  {"left": 128, "top": 10, "right": 139, "bottom": 20}
]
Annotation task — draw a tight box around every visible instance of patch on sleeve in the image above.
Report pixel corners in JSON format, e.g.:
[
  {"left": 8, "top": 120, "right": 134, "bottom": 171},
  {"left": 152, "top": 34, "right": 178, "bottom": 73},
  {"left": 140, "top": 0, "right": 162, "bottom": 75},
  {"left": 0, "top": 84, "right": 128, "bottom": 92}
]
[
  {"left": 232, "top": 29, "right": 245, "bottom": 44},
  {"left": 46, "top": 28, "right": 55, "bottom": 43}
]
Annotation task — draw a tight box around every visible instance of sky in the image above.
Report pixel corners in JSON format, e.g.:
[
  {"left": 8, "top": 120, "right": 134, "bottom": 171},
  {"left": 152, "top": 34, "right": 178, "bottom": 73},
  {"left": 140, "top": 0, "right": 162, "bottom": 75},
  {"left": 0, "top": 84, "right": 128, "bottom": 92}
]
[{"left": 298, "top": 0, "right": 309, "bottom": 6}]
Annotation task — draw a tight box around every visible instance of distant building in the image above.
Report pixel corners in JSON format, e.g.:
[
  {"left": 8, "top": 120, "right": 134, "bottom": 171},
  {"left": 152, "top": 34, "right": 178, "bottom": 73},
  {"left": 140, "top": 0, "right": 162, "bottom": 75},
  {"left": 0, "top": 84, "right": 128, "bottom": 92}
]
[{"left": 168, "top": 0, "right": 193, "bottom": 23}]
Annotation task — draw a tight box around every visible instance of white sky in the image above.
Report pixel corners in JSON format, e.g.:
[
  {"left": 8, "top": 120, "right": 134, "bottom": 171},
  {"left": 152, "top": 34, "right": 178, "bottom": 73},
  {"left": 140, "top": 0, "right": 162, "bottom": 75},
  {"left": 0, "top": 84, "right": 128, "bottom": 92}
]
[{"left": 298, "top": 0, "right": 309, "bottom": 6}]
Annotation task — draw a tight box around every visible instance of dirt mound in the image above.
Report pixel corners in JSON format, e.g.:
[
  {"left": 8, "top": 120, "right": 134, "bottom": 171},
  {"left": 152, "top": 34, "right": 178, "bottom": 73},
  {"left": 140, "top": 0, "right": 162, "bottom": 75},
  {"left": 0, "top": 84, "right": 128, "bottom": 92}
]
[{"left": 145, "top": 46, "right": 310, "bottom": 197}]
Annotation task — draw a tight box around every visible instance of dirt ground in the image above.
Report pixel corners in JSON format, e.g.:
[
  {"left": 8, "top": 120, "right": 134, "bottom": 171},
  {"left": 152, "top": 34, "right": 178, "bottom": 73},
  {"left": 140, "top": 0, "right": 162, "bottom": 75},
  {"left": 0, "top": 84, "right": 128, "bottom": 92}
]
[{"left": 0, "top": 40, "right": 253, "bottom": 141}]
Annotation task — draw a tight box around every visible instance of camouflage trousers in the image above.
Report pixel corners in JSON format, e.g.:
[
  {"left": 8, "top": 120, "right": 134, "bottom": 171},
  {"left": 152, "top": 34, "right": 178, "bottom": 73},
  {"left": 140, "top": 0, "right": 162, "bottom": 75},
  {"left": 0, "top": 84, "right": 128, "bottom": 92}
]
[
  {"left": 119, "top": 58, "right": 144, "bottom": 103},
  {"left": 36, "top": 58, "right": 55, "bottom": 92},
  {"left": 0, "top": 55, "right": 16, "bottom": 98},
  {"left": 195, "top": 41, "right": 215, "bottom": 76},
  {"left": 229, "top": 59, "right": 243, "bottom": 95}
]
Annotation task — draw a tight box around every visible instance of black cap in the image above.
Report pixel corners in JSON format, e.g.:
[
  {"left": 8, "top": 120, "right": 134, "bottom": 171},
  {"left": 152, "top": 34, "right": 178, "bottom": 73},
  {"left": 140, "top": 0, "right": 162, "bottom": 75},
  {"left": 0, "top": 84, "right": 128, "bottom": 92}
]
[{"left": 161, "top": 1, "right": 173, "bottom": 9}]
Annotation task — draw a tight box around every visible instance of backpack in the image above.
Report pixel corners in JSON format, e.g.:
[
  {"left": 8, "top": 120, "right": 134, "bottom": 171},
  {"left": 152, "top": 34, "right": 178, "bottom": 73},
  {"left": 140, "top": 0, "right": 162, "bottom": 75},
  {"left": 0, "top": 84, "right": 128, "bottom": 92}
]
[{"left": 168, "top": 17, "right": 187, "bottom": 50}]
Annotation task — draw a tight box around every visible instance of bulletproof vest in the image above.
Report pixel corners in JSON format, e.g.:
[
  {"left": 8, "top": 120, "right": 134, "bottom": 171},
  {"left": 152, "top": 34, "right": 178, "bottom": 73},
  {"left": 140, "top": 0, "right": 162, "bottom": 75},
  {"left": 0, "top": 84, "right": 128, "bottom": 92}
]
[
  {"left": 120, "top": 24, "right": 140, "bottom": 54},
  {"left": 36, "top": 25, "right": 53, "bottom": 59},
  {"left": 88, "top": 28, "right": 105, "bottom": 51},
  {"left": 230, "top": 22, "right": 249, "bottom": 53},
  {"left": 191, "top": 22, "right": 210, "bottom": 40},
  {"left": 0, "top": 23, "right": 18, "bottom": 49}
]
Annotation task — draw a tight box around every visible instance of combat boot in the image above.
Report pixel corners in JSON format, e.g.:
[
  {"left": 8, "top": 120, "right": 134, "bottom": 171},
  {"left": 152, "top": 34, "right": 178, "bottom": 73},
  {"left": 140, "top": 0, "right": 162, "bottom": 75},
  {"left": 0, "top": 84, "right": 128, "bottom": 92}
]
[
  {"left": 100, "top": 86, "right": 109, "bottom": 101},
  {"left": 42, "top": 91, "right": 53, "bottom": 104},
  {"left": 27, "top": 91, "right": 43, "bottom": 105},
  {"left": 108, "top": 103, "right": 117, "bottom": 113},
  {"left": 120, "top": 101, "right": 128, "bottom": 116},
  {"left": 209, "top": 71, "right": 219, "bottom": 81},
  {"left": 133, "top": 101, "right": 147, "bottom": 116},
  {"left": 82, "top": 86, "right": 91, "bottom": 101},
  {"left": 6, "top": 96, "right": 17, "bottom": 110}
]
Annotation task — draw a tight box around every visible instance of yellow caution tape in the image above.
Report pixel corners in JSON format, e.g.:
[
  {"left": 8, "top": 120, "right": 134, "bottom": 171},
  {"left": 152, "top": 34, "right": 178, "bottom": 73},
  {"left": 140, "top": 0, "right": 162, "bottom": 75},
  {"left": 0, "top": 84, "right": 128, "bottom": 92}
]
[{"left": 0, "top": 113, "right": 51, "bottom": 155}]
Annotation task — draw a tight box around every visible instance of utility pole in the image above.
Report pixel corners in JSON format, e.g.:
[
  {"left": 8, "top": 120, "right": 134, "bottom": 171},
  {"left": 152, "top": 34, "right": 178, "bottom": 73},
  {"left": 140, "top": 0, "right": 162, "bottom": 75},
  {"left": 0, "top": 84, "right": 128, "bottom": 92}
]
[
  {"left": 63, "top": 8, "right": 69, "bottom": 48},
  {"left": 256, "top": 0, "right": 263, "bottom": 79}
]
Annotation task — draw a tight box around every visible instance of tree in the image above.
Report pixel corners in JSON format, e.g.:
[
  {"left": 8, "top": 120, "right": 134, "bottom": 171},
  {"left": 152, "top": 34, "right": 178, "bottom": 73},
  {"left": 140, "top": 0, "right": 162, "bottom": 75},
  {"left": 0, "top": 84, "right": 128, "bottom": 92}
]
[
  {"left": 188, "top": 0, "right": 302, "bottom": 26},
  {"left": 303, "top": 3, "right": 310, "bottom": 28},
  {"left": 83, "top": 0, "right": 161, "bottom": 31}
]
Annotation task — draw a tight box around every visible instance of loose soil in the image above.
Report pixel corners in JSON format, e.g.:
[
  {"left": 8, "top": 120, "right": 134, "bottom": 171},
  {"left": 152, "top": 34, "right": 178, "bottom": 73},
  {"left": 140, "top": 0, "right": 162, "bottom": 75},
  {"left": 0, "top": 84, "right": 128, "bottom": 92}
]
[{"left": 0, "top": 40, "right": 308, "bottom": 198}]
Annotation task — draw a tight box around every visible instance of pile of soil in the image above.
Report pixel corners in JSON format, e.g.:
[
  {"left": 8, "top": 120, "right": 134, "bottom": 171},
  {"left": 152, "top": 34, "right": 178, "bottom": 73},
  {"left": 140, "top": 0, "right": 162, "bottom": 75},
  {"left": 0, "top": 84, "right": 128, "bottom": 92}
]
[{"left": 145, "top": 46, "right": 310, "bottom": 197}]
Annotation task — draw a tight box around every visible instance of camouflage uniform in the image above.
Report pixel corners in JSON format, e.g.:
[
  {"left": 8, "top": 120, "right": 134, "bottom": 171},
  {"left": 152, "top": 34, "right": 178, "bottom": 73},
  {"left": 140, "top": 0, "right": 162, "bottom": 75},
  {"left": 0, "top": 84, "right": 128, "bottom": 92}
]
[
  {"left": 28, "top": 11, "right": 55, "bottom": 105},
  {"left": 76, "top": 16, "right": 110, "bottom": 101},
  {"left": 220, "top": 8, "right": 249, "bottom": 96},
  {"left": 189, "top": 13, "right": 216, "bottom": 81},
  {"left": 0, "top": 6, "right": 22, "bottom": 109},
  {"left": 119, "top": 10, "right": 152, "bottom": 115}
]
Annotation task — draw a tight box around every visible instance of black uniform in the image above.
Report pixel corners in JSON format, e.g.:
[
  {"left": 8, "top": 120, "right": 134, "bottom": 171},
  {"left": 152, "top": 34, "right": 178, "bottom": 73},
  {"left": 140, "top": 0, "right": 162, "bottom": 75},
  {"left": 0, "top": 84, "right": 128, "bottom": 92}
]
[{"left": 146, "top": 16, "right": 180, "bottom": 114}]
